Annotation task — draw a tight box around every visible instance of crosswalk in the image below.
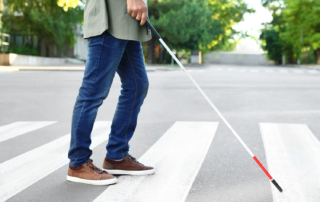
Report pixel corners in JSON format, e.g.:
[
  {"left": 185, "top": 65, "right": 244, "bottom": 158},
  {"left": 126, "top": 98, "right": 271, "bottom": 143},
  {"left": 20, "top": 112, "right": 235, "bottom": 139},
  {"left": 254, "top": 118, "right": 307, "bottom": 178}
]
[
  {"left": 186, "top": 68, "right": 320, "bottom": 75},
  {"left": 0, "top": 121, "right": 111, "bottom": 201},
  {"left": 260, "top": 123, "right": 320, "bottom": 202},
  {"left": 0, "top": 121, "right": 320, "bottom": 201},
  {"left": 0, "top": 121, "right": 56, "bottom": 143},
  {"left": 94, "top": 122, "right": 218, "bottom": 202}
]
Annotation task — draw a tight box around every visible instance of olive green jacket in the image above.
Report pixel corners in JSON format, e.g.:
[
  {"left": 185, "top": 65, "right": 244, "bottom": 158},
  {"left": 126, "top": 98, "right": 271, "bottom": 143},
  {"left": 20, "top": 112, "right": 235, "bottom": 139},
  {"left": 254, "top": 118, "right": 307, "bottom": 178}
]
[{"left": 83, "top": 0, "right": 151, "bottom": 42}]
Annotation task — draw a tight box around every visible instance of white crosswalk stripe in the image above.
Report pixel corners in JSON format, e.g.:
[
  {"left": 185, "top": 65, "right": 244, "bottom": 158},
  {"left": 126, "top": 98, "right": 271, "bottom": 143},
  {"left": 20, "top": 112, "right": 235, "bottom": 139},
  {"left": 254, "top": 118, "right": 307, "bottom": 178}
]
[
  {"left": 93, "top": 121, "right": 219, "bottom": 202},
  {"left": 278, "top": 70, "right": 289, "bottom": 73},
  {"left": 186, "top": 70, "right": 205, "bottom": 73},
  {"left": 0, "top": 121, "right": 111, "bottom": 202},
  {"left": 227, "top": 68, "right": 236, "bottom": 72},
  {"left": 208, "top": 68, "right": 320, "bottom": 75},
  {"left": 0, "top": 121, "right": 56, "bottom": 143},
  {"left": 265, "top": 69, "right": 275, "bottom": 73},
  {"left": 3, "top": 120, "right": 320, "bottom": 201},
  {"left": 250, "top": 69, "right": 260, "bottom": 73},
  {"left": 293, "top": 70, "right": 304, "bottom": 74},
  {"left": 260, "top": 123, "right": 320, "bottom": 202},
  {"left": 307, "top": 70, "right": 319, "bottom": 74},
  {"left": 236, "top": 69, "right": 246, "bottom": 72}
]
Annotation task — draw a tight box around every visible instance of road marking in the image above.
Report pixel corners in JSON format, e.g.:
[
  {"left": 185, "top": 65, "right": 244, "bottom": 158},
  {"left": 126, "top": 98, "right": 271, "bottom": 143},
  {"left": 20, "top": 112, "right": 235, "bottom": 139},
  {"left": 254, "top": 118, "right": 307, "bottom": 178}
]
[
  {"left": 250, "top": 69, "right": 259, "bottom": 73},
  {"left": 293, "top": 70, "right": 304, "bottom": 74},
  {"left": 186, "top": 70, "right": 205, "bottom": 73},
  {"left": 279, "top": 70, "right": 288, "bottom": 73},
  {"left": 265, "top": 69, "right": 275, "bottom": 73},
  {"left": 0, "top": 121, "right": 56, "bottom": 143},
  {"left": 0, "top": 121, "right": 111, "bottom": 202},
  {"left": 227, "top": 68, "right": 236, "bottom": 72},
  {"left": 260, "top": 123, "right": 320, "bottom": 202},
  {"left": 307, "top": 70, "right": 319, "bottom": 74},
  {"left": 93, "top": 122, "right": 219, "bottom": 202}
]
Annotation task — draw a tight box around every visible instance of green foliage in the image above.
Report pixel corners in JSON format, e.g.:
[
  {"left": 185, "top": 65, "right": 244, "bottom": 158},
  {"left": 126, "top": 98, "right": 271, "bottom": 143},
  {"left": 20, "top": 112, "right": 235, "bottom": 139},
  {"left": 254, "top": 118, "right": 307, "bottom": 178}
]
[
  {"left": 207, "top": 0, "right": 254, "bottom": 51},
  {"left": 2, "top": 0, "right": 83, "bottom": 50},
  {"left": 281, "top": 0, "right": 320, "bottom": 58},
  {"left": 148, "top": 0, "right": 254, "bottom": 53},
  {"left": 260, "top": 0, "right": 320, "bottom": 64},
  {"left": 9, "top": 44, "right": 39, "bottom": 55},
  {"left": 260, "top": 29, "right": 283, "bottom": 63}
]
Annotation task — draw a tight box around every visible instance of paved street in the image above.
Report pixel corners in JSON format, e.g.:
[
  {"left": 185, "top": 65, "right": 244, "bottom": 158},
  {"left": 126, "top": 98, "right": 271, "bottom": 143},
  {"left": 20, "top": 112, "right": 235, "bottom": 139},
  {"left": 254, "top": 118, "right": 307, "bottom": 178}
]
[{"left": 1, "top": 65, "right": 320, "bottom": 202}]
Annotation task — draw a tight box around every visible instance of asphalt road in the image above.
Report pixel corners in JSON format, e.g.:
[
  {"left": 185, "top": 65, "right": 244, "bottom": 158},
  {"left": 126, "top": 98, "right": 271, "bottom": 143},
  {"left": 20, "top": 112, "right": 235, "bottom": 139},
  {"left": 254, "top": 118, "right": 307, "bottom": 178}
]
[{"left": 0, "top": 65, "right": 320, "bottom": 202}]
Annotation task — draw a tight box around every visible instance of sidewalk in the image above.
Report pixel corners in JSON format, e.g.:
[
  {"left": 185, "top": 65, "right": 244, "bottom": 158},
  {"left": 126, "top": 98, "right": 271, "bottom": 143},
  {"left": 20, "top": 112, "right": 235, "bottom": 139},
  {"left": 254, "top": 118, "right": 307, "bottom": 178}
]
[{"left": 0, "top": 64, "right": 180, "bottom": 72}]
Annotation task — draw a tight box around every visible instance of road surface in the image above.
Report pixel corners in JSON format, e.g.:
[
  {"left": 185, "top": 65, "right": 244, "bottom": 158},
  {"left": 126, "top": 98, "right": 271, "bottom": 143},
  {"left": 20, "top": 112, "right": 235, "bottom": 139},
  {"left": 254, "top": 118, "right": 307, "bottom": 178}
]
[{"left": 1, "top": 65, "right": 320, "bottom": 202}]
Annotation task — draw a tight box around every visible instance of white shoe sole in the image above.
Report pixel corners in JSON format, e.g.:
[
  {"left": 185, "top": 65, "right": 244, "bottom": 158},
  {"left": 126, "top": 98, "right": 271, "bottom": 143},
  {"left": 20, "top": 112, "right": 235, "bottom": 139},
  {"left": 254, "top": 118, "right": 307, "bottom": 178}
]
[
  {"left": 103, "top": 168, "right": 155, "bottom": 176},
  {"left": 66, "top": 175, "right": 118, "bottom": 185}
]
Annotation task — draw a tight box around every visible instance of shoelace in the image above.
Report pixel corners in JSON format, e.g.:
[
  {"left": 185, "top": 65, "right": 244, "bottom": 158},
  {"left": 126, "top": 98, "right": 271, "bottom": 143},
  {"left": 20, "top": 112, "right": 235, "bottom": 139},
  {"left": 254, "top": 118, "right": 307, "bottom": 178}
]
[
  {"left": 127, "top": 155, "right": 144, "bottom": 167},
  {"left": 87, "top": 159, "right": 104, "bottom": 173}
]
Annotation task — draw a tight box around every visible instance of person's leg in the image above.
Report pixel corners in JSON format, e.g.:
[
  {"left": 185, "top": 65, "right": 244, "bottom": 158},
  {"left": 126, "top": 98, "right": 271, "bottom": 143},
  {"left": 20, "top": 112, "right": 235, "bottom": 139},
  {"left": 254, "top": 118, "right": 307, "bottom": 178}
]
[
  {"left": 68, "top": 31, "right": 128, "bottom": 168},
  {"left": 106, "top": 40, "right": 149, "bottom": 160}
]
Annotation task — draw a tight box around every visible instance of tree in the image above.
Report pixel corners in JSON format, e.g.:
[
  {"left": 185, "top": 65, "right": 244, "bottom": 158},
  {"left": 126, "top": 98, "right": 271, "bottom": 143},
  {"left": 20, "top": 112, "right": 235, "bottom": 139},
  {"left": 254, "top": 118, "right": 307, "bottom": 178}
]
[
  {"left": 147, "top": 0, "right": 215, "bottom": 63},
  {"left": 57, "top": 0, "right": 80, "bottom": 11},
  {"left": 281, "top": 0, "right": 320, "bottom": 64},
  {"left": 2, "top": 0, "right": 83, "bottom": 56},
  {"left": 260, "top": 0, "right": 293, "bottom": 64},
  {"left": 146, "top": 0, "right": 254, "bottom": 64},
  {"left": 260, "top": 0, "right": 320, "bottom": 64},
  {"left": 260, "top": 29, "right": 283, "bottom": 64},
  {"left": 207, "top": 0, "right": 254, "bottom": 51}
]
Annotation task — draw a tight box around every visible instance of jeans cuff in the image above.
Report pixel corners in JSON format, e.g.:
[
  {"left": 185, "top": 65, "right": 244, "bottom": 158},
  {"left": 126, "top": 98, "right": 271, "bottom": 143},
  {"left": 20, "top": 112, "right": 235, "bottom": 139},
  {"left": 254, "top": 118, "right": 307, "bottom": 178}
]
[
  {"left": 69, "top": 158, "right": 90, "bottom": 168},
  {"left": 106, "top": 152, "right": 129, "bottom": 161}
]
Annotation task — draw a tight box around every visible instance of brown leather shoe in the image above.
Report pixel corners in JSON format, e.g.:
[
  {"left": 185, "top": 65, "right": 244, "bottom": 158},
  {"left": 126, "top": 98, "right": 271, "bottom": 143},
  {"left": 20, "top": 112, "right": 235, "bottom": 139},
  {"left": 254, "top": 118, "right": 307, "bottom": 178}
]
[
  {"left": 103, "top": 155, "right": 155, "bottom": 175},
  {"left": 67, "top": 159, "right": 117, "bottom": 185}
]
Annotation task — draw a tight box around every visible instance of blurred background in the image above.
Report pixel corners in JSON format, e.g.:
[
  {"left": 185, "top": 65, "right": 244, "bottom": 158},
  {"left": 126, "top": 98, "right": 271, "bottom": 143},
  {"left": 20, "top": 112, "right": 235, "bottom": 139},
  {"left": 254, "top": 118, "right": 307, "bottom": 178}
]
[
  {"left": 0, "top": 0, "right": 319, "bottom": 66},
  {"left": 1, "top": 1, "right": 320, "bottom": 201}
]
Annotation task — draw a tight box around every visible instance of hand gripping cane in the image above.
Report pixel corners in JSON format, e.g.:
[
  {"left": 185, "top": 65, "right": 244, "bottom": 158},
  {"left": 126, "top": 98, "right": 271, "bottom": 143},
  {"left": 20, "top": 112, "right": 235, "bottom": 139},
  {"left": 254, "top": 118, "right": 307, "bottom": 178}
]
[{"left": 145, "top": 20, "right": 283, "bottom": 193}]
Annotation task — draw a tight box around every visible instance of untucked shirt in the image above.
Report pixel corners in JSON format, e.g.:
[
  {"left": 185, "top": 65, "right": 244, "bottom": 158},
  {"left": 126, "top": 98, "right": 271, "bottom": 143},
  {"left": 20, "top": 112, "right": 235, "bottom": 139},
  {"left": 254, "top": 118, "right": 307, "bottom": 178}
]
[{"left": 83, "top": 0, "right": 151, "bottom": 42}]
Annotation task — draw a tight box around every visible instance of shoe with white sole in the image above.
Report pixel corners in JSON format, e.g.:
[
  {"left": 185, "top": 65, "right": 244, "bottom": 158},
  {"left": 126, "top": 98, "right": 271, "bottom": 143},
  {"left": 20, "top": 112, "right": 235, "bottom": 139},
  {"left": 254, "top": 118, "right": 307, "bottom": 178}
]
[
  {"left": 67, "top": 159, "right": 117, "bottom": 185},
  {"left": 103, "top": 155, "right": 155, "bottom": 175}
]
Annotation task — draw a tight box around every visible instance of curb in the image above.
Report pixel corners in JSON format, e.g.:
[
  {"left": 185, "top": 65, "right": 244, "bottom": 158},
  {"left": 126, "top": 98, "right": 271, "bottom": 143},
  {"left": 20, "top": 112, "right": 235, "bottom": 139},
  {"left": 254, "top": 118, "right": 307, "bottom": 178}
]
[{"left": 0, "top": 67, "right": 20, "bottom": 72}]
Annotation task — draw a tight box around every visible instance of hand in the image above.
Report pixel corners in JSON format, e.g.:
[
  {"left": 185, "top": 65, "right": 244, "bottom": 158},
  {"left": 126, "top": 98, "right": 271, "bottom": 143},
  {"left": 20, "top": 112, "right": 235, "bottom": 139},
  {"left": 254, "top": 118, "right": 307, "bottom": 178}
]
[{"left": 127, "top": 0, "right": 147, "bottom": 26}]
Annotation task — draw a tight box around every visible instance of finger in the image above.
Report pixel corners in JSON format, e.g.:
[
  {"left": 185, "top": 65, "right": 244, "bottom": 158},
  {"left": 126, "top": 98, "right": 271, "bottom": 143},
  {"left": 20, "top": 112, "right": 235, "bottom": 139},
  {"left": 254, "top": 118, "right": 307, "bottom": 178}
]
[
  {"left": 131, "top": 10, "right": 137, "bottom": 18},
  {"left": 136, "top": 12, "right": 142, "bottom": 21},
  {"left": 127, "top": 0, "right": 132, "bottom": 14},
  {"left": 140, "top": 12, "right": 147, "bottom": 26}
]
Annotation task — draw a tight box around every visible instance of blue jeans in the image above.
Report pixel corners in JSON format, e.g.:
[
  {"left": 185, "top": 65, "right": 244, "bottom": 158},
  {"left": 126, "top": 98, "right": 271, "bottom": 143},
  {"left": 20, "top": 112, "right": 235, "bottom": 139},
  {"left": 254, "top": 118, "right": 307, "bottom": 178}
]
[{"left": 68, "top": 30, "right": 149, "bottom": 168}]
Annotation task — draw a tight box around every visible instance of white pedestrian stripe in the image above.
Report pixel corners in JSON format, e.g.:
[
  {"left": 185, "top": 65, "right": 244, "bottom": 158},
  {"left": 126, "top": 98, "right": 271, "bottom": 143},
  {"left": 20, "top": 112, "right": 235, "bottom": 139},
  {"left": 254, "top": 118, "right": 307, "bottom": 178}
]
[
  {"left": 260, "top": 123, "right": 320, "bottom": 202},
  {"left": 208, "top": 68, "right": 319, "bottom": 75},
  {"left": 307, "top": 70, "right": 319, "bottom": 74},
  {"left": 250, "top": 69, "right": 259, "bottom": 73},
  {"left": 93, "top": 122, "right": 219, "bottom": 202},
  {"left": 186, "top": 70, "right": 205, "bottom": 73},
  {"left": 0, "top": 121, "right": 111, "bottom": 202},
  {"left": 293, "top": 70, "right": 304, "bottom": 74},
  {"left": 265, "top": 69, "right": 275, "bottom": 73},
  {"left": 279, "top": 70, "right": 288, "bottom": 73},
  {"left": 0, "top": 121, "right": 56, "bottom": 143}
]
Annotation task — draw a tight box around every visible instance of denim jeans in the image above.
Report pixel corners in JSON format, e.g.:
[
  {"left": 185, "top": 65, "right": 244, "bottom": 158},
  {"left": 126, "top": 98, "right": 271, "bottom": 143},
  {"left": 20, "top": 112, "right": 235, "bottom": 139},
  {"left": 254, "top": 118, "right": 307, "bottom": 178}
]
[{"left": 68, "top": 30, "right": 149, "bottom": 168}]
